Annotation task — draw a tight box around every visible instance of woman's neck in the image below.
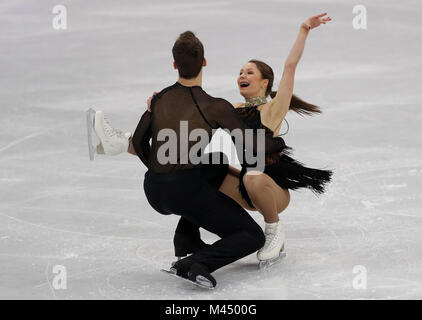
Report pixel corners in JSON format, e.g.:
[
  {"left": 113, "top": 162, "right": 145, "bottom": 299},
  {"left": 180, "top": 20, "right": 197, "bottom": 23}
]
[{"left": 244, "top": 96, "right": 267, "bottom": 108}]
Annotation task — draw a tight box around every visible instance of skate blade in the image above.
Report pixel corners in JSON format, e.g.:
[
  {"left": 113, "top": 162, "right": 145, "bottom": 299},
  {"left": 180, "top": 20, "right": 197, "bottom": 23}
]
[
  {"left": 259, "top": 251, "right": 287, "bottom": 270},
  {"left": 86, "top": 108, "right": 96, "bottom": 161},
  {"left": 195, "top": 275, "right": 215, "bottom": 289},
  {"left": 160, "top": 268, "right": 216, "bottom": 290}
]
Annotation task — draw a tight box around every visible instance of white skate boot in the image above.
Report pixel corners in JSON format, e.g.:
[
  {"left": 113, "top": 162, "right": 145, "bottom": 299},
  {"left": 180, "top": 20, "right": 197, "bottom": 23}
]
[
  {"left": 90, "top": 110, "right": 131, "bottom": 157},
  {"left": 257, "top": 220, "right": 286, "bottom": 269}
]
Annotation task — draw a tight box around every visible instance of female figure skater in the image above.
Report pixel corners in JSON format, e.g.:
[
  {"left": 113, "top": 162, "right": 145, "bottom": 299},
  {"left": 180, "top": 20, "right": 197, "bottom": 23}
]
[{"left": 92, "top": 13, "right": 332, "bottom": 268}]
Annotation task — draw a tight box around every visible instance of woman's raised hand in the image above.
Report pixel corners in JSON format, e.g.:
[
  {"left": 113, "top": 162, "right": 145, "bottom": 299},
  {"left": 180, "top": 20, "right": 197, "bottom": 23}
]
[{"left": 301, "top": 13, "right": 331, "bottom": 30}]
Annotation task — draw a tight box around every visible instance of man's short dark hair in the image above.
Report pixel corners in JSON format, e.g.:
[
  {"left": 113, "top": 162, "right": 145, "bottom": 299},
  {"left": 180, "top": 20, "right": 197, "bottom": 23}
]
[{"left": 172, "top": 31, "right": 204, "bottom": 79}]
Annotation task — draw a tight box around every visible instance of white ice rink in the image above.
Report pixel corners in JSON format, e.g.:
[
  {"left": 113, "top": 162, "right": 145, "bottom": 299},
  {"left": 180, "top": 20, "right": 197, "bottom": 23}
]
[{"left": 1, "top": 0, "right": 421, "bottom": 299}]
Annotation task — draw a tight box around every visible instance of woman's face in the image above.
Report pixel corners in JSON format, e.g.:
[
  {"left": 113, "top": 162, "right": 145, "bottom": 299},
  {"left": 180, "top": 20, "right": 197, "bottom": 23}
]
[{"left": 237, "top": 62, "right": 268, "bottom": 99}]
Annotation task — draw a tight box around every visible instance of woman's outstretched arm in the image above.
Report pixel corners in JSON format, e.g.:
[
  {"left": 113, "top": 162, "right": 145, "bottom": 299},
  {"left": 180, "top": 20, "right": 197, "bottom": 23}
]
[{"left": 262, "top": 13, "right": 331, "bottom": 131}]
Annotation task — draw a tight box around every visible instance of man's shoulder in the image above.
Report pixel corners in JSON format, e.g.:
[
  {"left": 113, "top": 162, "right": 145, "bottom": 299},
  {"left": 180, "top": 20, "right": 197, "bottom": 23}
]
[
  {"left": 202, "top": 93, "right": 232, "bottom": 108},
  {"left": 154, "top": 83, "right": 178, "bottom": 99},
  {"left": 150, "top": 83, "right": 179, "bottom": 108}
]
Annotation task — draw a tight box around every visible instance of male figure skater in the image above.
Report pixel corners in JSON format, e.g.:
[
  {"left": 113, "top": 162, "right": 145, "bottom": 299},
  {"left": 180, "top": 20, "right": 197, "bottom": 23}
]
[{"left": 92, "top": 31, "right": 285, "bottom": 288}]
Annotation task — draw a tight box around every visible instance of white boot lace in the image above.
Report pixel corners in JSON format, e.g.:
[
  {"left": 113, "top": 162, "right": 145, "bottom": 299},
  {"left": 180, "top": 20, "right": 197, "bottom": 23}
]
[
  {"left": 261, "top": 222, "right": 283, "bottom": 252},
  {"left": 103, "top": 117, "right": 126, "bottom": 139},
  {"left": 266, "top": 230, "right": 280, "bottom": 251}
]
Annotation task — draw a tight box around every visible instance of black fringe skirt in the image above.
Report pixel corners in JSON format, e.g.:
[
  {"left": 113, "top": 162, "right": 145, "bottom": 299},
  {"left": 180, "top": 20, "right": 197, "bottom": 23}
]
[{"left": 239, "top": 153, "right": 333, "bottom": 208}]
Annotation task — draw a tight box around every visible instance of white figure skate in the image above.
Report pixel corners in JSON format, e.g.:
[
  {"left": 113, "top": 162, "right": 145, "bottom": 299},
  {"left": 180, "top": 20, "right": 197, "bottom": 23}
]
[
  {"left": 86, "top": 109, "right": 131, "bottom": 159},
  {"left": 257, "top": 220, "right": 286, "bottom": 270}
]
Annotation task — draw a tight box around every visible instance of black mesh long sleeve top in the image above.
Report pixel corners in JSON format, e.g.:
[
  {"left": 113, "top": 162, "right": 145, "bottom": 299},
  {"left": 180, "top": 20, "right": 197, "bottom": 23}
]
[{"left": 131, "top": 82, "right": 286, "bottom": 173}]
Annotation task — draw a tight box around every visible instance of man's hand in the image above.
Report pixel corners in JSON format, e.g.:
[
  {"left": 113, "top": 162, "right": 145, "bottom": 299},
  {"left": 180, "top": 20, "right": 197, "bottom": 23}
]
[
  {"left": 301, "top": 12, "right": 331, "bottom": 30},
  {"left": 147, "top": 92, "right": 159, "bottom": 112}
]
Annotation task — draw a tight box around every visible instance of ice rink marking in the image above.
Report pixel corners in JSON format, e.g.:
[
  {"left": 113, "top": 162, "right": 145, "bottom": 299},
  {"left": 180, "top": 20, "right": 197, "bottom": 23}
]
[{"left": 0, "top": 132, "right": 41, "bottom": 153}]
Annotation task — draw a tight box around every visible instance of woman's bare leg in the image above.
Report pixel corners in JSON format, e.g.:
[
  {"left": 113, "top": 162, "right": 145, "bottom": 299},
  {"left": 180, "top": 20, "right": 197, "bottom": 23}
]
[
  {"left": 218, "top": 166, "right": 257, "bottom": 211},
  {"left": 218, "top": 166, "right": 290, "bottom": 221},
  {"left": 243, "top": 171, "right": 290, "bottom": 223}
]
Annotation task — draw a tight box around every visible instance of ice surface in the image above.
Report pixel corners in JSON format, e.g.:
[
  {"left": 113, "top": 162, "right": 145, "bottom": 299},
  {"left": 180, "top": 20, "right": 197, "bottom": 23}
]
[{"left": 1, "top": 0, "right": 421, "bottom": 299}]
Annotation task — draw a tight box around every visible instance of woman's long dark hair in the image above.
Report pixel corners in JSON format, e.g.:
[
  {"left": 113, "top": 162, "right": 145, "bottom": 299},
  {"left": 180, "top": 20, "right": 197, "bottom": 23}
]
[{"left": 249, "top": 59, "right": 322, "bottom": 116}]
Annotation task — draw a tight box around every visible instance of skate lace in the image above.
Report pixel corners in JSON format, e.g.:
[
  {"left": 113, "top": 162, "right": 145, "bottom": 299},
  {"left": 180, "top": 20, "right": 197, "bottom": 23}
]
[
  {"left": 263, "top": 223, "right": 284, "bottom": 251},
  {"left": 264, "top": 231, "right": 279, "bottom": 251},
  {"left": 103, "top": 117, "right": 126, "bottom": 138}
]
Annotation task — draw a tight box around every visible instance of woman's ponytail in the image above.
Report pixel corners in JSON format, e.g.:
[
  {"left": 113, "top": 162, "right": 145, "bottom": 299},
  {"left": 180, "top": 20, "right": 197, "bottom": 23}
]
[
  {"left": 290, "top": 94, "right": 321, "bottom": 116},
  {"left": 282, "top": 93, "right": 322, "bottom": 116}
]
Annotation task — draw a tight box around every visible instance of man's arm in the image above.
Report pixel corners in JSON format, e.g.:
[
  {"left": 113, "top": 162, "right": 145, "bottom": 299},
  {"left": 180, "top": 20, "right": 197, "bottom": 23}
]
[{"left": 131, "top": 110, "right": 152, "bottom": 167}]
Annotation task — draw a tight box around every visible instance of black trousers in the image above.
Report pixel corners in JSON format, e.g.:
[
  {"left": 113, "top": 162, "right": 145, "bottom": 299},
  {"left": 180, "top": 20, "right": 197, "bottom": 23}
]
[{"left": 143, "top": 165, "right": 265, "bottom": 273}]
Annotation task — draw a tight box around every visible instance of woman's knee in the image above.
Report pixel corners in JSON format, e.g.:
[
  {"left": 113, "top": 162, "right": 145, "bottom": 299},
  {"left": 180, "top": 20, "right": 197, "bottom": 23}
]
[{"left": 243, "top": 172, "right": 269, "bottom": 196}]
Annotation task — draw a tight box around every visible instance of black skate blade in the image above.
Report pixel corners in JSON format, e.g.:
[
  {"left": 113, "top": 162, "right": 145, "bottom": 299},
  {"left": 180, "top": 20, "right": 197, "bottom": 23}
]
[
  {"left": 86, "top": 108, "right": 96, "bottom": 161},
  {"left": 259, "top": 251, "right": 287, "bottom": 270},
  {"left": 160, "top": 268, "right": 216, "bottom": 290}
]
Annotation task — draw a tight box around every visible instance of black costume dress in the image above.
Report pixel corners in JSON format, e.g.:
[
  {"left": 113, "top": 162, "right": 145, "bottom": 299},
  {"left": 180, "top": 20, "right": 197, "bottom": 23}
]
[{"left": 234, "top": 104, "right": 333, "bottom": 208}]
